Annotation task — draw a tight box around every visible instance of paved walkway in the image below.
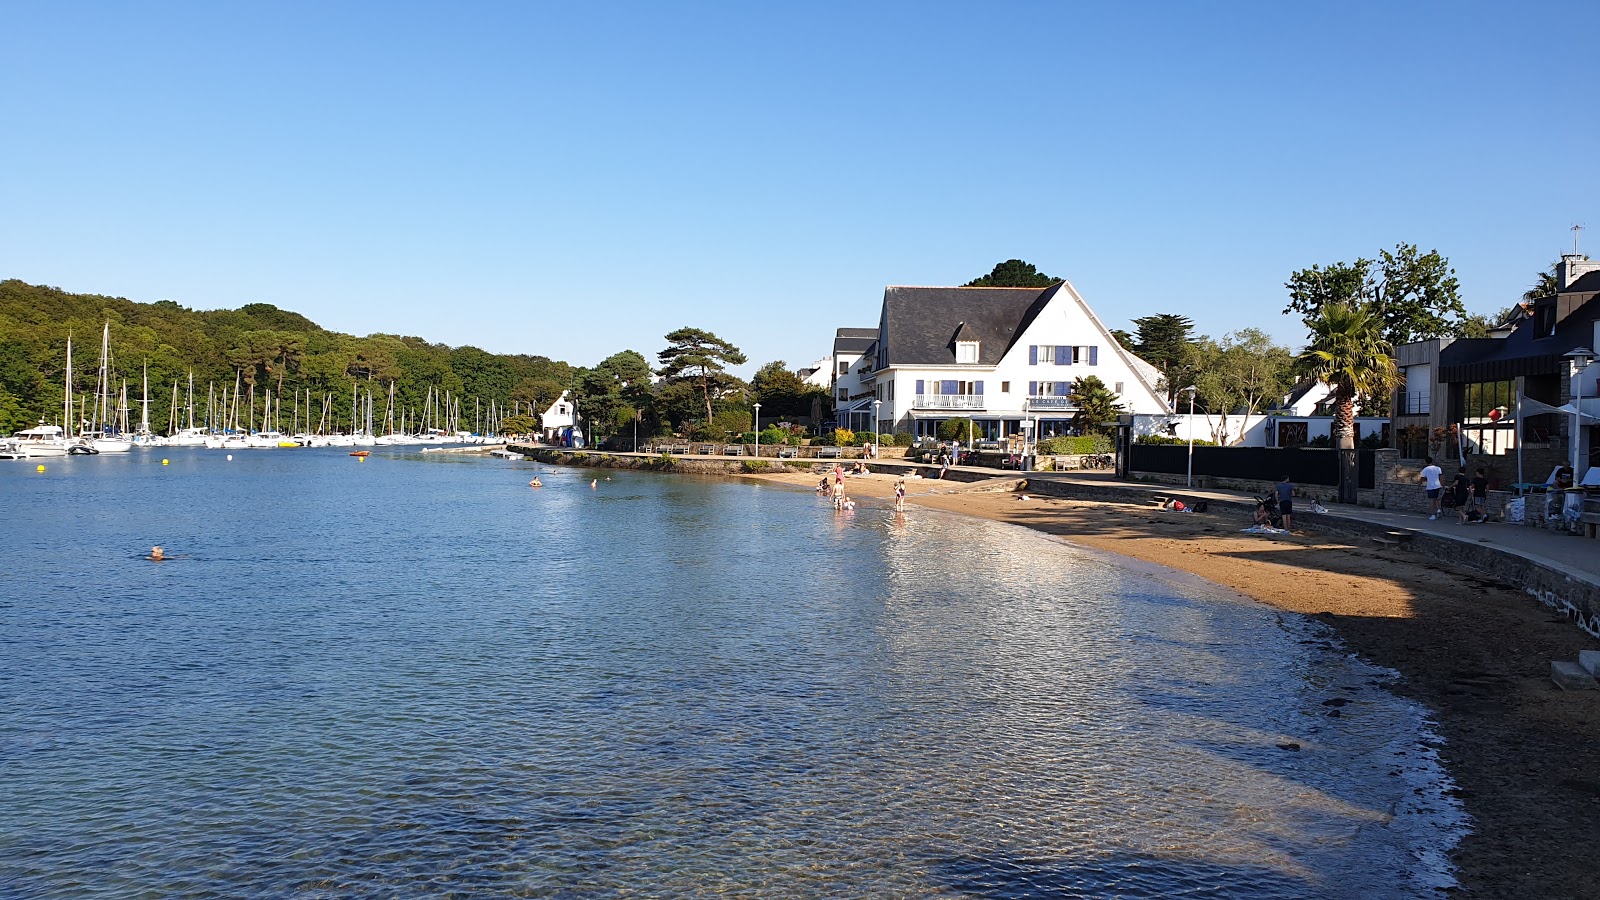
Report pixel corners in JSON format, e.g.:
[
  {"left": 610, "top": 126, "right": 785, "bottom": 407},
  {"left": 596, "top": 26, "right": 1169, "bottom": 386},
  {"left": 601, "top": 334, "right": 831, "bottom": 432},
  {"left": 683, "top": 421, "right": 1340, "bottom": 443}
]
[{"left": 1020, "top": 468, "right": 1600, "bottom": 588}]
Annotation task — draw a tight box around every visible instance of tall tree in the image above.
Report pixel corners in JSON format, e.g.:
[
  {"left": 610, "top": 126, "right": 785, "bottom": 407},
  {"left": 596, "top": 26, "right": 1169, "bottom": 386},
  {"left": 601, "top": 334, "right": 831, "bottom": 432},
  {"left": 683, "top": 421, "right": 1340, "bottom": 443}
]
[
  {"left": 1284, "top": 243, "right": 1465, "bottom": 347},
  {"left": 1190, "top": 328, "right": 1294, "bottom": 444},
  {"left": 1131, "top": 313, "right": 1196, "bottom": 404},
  {"left": 571, "top": 350, "right": 652, "bottom": 440},
  {"left": 656, "top": 327, "right": 747, "bottom": 426},
  {"left": 1294, "top": 303, "right": 1399, "bottom": 451},
  {"left": 750, "top": 360, "right": 825, "bottom": 419},
  {"left": 963, "top": 259, "right": 1058, "bottom": 288}
]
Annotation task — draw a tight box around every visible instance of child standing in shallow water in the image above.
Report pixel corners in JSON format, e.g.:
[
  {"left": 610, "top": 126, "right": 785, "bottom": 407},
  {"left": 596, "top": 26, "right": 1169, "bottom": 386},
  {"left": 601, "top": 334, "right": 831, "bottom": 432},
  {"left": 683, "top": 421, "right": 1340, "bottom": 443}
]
[{"left": 894, "top": 478, "right": 906, "bottom": 512}]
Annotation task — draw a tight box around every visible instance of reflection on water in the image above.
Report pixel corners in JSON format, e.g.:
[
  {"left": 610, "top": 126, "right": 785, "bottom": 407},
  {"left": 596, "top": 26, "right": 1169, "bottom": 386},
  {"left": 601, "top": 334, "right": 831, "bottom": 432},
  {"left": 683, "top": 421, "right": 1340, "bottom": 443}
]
[{"left": 0, "top": 450, "right": 1463, "bottom": 897}]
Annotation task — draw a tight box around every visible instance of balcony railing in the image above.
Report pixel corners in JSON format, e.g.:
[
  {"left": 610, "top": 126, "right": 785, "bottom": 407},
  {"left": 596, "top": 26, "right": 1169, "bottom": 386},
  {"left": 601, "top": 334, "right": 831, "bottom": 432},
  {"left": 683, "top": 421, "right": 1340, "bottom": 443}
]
[
  {"left": 1025, "top": 397, "right": 1077, "bottom": 410},
  {"left": 914, "top": 394, "right": 984, "bottom": 410}
]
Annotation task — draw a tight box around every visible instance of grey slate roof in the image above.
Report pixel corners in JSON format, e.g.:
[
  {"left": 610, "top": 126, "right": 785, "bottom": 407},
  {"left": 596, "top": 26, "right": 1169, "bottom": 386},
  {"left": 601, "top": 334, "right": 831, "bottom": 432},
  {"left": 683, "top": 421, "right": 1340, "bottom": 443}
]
[
  {"left": 833, "top": 327, "right": 878, "bottom": 356},
  {"left": 878, "top": 284, "right": 1063, "bottom": 367},
  {"left": 1440, "top": 293, "right": 1600, "bottom": 382}
]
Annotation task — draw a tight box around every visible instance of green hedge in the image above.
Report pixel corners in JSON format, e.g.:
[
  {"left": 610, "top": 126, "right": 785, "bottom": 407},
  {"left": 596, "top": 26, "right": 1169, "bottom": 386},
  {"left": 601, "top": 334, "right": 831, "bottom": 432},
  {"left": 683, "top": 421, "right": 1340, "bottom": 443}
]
[
  {"left": 1037, "top": 434, "right": 1112, "bottom": 455},
  {"left": 1136, "top": 434, "right": 1218, "bottom": 446},
  {"left": 893, "top": 432, "right": 914, "bottom": 447}
]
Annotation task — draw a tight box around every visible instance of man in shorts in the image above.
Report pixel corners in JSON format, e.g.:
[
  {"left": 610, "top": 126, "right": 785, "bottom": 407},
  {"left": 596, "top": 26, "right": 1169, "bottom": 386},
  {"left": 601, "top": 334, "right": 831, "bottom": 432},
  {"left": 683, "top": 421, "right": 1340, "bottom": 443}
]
[
  {"left": 1420, "top": 456, "right": 1443, "bottom": 520},
  {"left": 1275, "top": 474, "right": 1294, "bottom": 531},
  {"left": 1470, "top": 467, "right": 1489, "bottom": 522}
]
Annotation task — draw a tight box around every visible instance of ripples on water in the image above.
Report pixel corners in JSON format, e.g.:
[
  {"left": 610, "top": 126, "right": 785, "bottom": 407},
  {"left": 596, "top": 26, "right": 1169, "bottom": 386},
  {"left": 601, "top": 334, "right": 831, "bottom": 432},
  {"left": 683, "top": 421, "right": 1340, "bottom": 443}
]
[{"left": 0, "top": 450, "right": 1464, "bottom": 897}]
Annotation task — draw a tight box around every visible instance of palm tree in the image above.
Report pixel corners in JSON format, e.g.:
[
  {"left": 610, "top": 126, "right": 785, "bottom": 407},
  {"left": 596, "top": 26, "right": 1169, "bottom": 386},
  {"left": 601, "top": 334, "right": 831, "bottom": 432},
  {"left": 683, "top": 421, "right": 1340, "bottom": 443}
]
[
  {"left": 1295, "top": 302, "right": 1399, "bottom": 451},
  {"left": 1523, "top": 263, "right": 1560, "bottom": 302},
  {"left": 1069, "top": 375, "right": 1125, "bottom": 434}
]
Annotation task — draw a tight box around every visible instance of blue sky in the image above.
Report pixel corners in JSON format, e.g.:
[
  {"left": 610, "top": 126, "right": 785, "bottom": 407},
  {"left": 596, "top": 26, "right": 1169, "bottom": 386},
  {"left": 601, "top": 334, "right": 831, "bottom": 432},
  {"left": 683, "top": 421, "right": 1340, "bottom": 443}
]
[{"left": 3, "top": 2, "right": 1594, "bottom": 376}]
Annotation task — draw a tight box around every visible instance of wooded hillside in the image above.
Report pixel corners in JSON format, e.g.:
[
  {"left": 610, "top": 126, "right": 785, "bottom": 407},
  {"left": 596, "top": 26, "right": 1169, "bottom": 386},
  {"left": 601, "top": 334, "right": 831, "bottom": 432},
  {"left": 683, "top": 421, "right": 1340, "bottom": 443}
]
[{"left": 0, "top": 279, "right": 573, "bottom": 434}]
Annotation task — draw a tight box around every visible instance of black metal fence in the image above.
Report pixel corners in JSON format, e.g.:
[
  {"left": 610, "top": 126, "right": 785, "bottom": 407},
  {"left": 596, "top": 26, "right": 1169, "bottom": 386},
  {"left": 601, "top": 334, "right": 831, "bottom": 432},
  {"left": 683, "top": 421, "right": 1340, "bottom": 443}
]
[{"left": 1130, "top": 445, "right": 1376, "bottom": 489}]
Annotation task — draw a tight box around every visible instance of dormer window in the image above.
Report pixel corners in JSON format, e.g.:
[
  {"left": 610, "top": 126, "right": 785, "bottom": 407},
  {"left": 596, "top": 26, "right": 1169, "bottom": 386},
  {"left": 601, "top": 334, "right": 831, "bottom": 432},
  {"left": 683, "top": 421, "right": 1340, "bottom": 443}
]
[{"left": 956, "top": 341, "right": 979, "bottom": 364}]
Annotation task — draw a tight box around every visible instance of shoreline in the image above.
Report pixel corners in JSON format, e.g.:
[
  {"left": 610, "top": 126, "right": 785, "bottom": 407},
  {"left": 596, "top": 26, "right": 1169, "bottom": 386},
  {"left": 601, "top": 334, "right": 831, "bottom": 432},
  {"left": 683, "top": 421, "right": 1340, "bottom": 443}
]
[{"left": 746, "top": 468, "right": 1600, "bottom": 899}]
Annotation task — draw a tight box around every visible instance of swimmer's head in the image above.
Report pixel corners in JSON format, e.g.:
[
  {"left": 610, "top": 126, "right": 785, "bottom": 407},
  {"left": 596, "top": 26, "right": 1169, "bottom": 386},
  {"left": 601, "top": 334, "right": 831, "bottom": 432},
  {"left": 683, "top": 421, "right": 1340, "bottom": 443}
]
[{"left": 150, "top": 546, "right": 165, "bottom": 560}]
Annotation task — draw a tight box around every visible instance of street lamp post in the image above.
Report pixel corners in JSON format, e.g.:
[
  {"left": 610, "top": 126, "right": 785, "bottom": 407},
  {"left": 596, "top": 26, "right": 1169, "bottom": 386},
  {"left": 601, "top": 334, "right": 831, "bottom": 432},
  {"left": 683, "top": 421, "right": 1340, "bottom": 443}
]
[
  {"left": 872, "top": 399, "right": 881, "bottom": 460},
  {"left": 752, "top": 402, "right": 761, "bottom": 458},
  {"left": 1565, "top": 348, "right": 1595, "bottom": 477},
  {"left": 1183, "top": 385, "right": 1198, "bottom": 488}
]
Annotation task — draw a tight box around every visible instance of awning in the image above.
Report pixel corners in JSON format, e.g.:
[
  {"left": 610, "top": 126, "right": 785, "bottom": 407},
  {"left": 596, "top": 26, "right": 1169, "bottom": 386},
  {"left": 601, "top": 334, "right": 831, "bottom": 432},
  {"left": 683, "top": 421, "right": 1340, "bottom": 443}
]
[
  {"left": 1498, "top": 395, "right": 1600, "bottom": 425},
  {"left": 835, "top": 398, "right": 873, "bottom": 415}
]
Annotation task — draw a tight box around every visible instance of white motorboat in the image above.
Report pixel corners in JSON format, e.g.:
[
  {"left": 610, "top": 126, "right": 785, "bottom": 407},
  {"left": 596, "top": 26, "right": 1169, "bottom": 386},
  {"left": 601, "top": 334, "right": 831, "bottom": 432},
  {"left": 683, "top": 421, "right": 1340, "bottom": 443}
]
[
  {"left": 169, "top": 426, "right": 209, "bottom": 447},
  {"left": 10, "top": 423, "right": 71, "bottom": 457}
]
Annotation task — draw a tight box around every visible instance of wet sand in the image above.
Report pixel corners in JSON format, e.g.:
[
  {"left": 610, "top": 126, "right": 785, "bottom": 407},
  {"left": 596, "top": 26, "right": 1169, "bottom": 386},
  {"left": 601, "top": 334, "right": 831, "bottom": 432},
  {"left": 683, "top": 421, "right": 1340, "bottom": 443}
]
[{"left": 752, "top": 469, "right": 1600, "bottom": 899}]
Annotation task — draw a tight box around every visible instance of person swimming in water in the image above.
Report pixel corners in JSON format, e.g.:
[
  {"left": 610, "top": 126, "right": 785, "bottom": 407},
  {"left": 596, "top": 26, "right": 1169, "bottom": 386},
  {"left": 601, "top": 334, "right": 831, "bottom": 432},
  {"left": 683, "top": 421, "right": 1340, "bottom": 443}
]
[
  {"left": 147, "top": 545, "right": 166, "bottom": 561},
  {"left": 590, "top": 479, "right": 598, "bottom": 489},
  {"left": 529, "top": 477, "right": 542, "bottom": 487}
]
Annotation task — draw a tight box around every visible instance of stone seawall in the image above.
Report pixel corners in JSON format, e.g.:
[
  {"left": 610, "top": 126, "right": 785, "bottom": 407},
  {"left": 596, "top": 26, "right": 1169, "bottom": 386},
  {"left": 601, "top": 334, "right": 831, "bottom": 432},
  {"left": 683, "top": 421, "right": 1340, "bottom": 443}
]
[{"left": 507, "top": 446, "right": 999, "bottom": 484}]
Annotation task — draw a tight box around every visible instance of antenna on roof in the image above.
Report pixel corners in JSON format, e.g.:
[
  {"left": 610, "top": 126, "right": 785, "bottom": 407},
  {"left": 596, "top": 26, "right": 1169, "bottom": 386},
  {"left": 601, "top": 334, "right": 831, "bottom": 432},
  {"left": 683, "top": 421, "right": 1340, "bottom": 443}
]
[{"left": 1574, "top": 223, "right": 1585, "bottom": 256}]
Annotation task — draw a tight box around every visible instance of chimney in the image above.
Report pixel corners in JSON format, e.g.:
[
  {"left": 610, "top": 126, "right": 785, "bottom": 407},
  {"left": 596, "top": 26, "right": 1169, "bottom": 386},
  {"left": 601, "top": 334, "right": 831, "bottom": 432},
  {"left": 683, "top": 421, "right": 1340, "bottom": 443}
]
[{"left": 1558, "top": 253, "right": 1600, "bottom": 291}]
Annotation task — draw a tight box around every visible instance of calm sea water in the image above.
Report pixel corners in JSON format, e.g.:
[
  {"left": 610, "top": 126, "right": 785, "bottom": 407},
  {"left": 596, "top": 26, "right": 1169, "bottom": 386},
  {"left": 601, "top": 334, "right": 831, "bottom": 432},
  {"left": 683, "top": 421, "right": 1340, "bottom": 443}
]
[{"left": 0, "top": 449, "right": 1464, "bottom": 898}]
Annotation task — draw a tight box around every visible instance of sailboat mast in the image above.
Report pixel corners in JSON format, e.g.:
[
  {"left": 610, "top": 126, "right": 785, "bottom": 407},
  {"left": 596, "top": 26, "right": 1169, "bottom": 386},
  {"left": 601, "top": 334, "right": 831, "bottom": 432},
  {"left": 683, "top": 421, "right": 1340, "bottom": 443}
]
[{"left": 64, "top": 332, "right": 74, "bottom": 439}]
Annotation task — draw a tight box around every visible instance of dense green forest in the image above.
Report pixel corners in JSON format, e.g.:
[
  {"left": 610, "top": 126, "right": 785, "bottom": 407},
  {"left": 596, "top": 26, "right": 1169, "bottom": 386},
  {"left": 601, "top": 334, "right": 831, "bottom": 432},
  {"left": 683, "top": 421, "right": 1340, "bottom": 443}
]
[{"left": 0, "top": 279, "right": 574, "bottom": 434}]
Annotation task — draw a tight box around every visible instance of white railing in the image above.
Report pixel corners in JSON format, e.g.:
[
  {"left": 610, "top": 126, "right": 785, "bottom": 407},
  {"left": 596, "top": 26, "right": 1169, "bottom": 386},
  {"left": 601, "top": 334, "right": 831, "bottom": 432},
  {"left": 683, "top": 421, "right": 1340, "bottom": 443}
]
[{"left": 914, "top": 394, "right": 984, "bottom": 410}]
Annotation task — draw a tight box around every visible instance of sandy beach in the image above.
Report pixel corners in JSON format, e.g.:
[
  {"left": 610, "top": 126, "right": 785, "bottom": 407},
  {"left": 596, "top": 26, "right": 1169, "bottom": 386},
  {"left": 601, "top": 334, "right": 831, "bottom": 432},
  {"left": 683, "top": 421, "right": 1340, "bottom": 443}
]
[{"left": 752, "top": 468, "right": 1600, "bottom": 899}]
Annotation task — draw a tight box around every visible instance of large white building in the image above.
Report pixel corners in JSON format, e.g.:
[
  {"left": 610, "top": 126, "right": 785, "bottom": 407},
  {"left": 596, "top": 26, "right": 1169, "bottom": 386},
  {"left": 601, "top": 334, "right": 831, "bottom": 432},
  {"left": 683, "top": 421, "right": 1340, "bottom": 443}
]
[{"left": 833, "top": 281, "right": 1170, "bottom": 439}]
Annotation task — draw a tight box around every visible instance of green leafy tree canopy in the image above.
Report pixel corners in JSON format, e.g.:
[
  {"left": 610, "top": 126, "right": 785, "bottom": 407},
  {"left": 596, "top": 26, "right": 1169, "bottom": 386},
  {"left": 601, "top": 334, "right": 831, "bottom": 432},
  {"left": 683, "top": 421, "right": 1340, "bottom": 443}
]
[{"left": 1285, "top": 243, "right": 1465, "bottom": 346}]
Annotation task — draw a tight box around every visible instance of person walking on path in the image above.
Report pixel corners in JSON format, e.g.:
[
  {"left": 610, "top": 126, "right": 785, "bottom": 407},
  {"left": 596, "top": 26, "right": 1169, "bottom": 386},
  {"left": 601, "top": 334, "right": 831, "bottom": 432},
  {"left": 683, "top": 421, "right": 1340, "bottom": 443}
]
[
  {"left": 1275, "top": 475, "right": 1295, "bottom": 532},
  {"left": 1452, "top": 466, "right": 1473, "bottom": 524},
  {"left": 1420, "top": 456, "right": 1444, "bottom": 520},
  {"left": 1470, "top": 467, "right": 1489, "bottom": 522}
]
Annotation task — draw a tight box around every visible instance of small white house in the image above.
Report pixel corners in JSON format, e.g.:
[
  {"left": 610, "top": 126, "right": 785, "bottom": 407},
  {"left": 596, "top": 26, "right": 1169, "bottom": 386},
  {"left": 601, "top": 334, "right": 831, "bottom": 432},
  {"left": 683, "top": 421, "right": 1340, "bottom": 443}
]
[
  {"left": 839, "top": 281, "right": 1170, "bottom": 439},
  {"left": 541, "top": 391, "right": 583, "bottom": 446}
]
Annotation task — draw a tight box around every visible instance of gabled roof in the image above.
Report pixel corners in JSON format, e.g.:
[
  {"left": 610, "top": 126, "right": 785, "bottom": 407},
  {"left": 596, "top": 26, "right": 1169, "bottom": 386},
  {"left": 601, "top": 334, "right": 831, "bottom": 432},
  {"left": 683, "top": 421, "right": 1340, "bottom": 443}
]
[
  {"left": 833, "top": 327, "right": 877, "bottom": 356},
  {"left": 879, "top": 284, "right": 1062, "bottom": 367}
]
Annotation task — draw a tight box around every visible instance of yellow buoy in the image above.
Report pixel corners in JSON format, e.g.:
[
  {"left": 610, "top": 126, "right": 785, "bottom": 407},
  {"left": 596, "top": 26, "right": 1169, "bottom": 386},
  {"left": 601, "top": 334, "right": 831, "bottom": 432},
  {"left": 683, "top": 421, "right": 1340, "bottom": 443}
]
[
  {"left": 162, "top": 459, "right": 170, "bottom": 465},
  {"left": 36, "top": 464, "right": 46, "bottom": 473},
  {"left": 358, "top": 456, "right": 366, "bottom": 463}
]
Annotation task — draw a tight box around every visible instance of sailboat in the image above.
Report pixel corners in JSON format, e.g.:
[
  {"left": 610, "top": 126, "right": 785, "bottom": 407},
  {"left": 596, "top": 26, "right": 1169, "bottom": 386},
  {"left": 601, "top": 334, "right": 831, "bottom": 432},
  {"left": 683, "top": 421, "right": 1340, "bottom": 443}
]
[
  {"left": 79, "top": 323, "right": 132, "bottom": 452},
  {"left": 169, "top": 373, "right": 208, "bottom": 446}
]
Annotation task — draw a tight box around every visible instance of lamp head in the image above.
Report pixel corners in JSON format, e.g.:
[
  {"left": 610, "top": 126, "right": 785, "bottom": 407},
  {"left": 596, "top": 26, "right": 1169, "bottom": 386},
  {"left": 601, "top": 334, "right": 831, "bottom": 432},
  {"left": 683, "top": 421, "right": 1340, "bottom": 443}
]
[{"left": 1565, "top": 347, "right": 1595, "bottom": 370}]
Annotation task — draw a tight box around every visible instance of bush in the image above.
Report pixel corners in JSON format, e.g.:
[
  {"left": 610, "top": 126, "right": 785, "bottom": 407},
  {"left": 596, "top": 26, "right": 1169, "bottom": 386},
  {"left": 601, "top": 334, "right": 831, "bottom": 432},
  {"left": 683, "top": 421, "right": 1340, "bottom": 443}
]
[
  {"left": 741, "top": 460, "right": 770, "bottom": 472},
  {"left": 686, "top": 424, "right": 719, "bottom": 442},
  {"left": 759, "top": 426, "right": 789, "bottom": 446},
  {"left": 853, "top": 431, "right": 881, "bottom": 447},
  {"left": 810, "top": 432, "right": 834, "bottom": 447},
  {"left": 833, "top": 428, "right": 854, "bottom": 446},
  {"left": 1037, "top": 434, "right": 1111, "bottom": 455},
  {"left": 1358, "top": 432, "right": 1387, "bottom": 450},
  {"left": 936, "top": 417, "right": 975, "bottom": 442},
  {"left": 651, "top": 452, "right": 678, "bottom": 468},
  {"left": 893, "top": 432, "right": 914, "bottom": 447},
  {"left": 1307, "top": 434, "right": 1332, "bottom": 448},
  {"left": 1136, "top": 434, "right": 1217, "bottom": 446}
]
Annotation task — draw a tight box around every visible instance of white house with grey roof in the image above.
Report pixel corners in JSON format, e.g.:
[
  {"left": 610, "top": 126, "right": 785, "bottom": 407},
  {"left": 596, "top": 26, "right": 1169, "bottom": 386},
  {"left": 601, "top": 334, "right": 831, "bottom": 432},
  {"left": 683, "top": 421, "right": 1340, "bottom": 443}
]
[{"left": 834, "top": 281, "right": 1169, "bottom": 439}]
